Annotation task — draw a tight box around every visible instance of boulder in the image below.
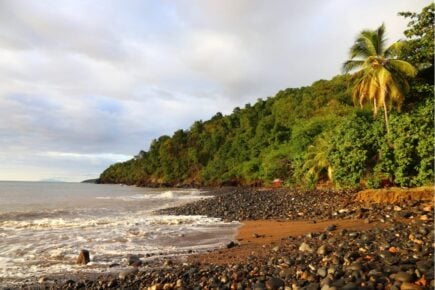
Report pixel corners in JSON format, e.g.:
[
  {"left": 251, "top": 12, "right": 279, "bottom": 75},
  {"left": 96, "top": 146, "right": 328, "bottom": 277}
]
[
  {"left": 76, "top": 249, "right": 90, "bottom": 265},
  {"left": 128, "top": 255, "right": 142, "bottom": 267}
]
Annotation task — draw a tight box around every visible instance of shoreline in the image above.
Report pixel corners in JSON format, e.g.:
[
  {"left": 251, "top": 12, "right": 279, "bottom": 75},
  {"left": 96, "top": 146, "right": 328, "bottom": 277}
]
[{"left": 13, "top": 186, "right": 435, "bottom": 289}]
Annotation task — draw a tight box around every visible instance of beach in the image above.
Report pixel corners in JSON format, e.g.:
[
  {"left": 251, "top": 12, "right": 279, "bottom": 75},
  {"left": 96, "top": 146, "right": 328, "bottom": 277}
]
[
  {"left": 13, "top": 186, "right": 434, "bottom": 290},
  {"left": 0, "top": 183, "right": 237, "bottom": 288}
]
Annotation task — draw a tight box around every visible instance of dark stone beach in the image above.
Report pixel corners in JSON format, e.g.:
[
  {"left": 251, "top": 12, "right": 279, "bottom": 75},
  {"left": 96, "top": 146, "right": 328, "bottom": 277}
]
[{"left": 12, "top": 187, "right": 434, "bottom": 290}]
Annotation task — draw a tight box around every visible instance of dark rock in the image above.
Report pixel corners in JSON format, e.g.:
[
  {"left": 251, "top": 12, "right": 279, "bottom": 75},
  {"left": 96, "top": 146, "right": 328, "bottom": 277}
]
[
  {"left": 109, "top": 263, "right": 120, "bottom": 268},
  {"left": 326, "top": 224, "right": 337, "bottom": 231},
  {"left": 392, "top": 271, "right": 413, "bottom": 282},
  {"left": 415, "top": 260, "right": 431, "bottom": 272},
  {"left": 227, "top": 241, "right": 238, "bottom": 249},
  {"left": 127, "top": 255, "right": 142, "bottom": 267},
  {"left": 254, "top": 283, "right": 266, "bottom": 290},
  {"left": 306, "top": 282, "right": 320, "bottom": 290},
  {"left": 119, "top": 268, "right": 138, "bottom": 280},
  {"left": 400, "top": 212, "right": 413, "bottom": 218},
  {"left": 347, "top": 263, "right": 362, "bottom": 271},
  {"left": 265, "top": 277, "right": 284, "bottom": 290},
  {"left": 16, "top": 188, "right": 435, "bottom": 290},
  {"left": 342, "top": 282, "right": 358, "bottom": 290},
  {"left": 76, "top": 249, "right": 90, "bottom": 265}
]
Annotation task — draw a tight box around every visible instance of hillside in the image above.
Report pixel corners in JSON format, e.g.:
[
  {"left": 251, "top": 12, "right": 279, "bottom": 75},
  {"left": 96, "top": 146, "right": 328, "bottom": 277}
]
[{"left": 99, "top": 4, "right": 434, "bottom": 189}]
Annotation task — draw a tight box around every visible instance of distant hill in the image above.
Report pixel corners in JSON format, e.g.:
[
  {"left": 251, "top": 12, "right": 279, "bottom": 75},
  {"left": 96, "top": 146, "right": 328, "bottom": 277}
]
[
  {"left": 81, "top": 178, "right": 99, "bottom": 184},
  {"left": 39, "top": 178, "right": 65, "bottom": 183}
]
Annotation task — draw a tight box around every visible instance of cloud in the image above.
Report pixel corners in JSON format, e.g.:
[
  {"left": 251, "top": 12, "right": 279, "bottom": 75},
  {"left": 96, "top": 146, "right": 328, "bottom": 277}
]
[{"left": 0, "top": 0, "right": 430, "bottom": 181}]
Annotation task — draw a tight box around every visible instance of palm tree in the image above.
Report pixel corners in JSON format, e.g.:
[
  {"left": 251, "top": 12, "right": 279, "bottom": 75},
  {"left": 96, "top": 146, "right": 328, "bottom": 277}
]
[
  {"left": 303, "top": 134, "right": 333, "bottom": 184},
  {"left": 343, "top": 24, "right": 417, "bottom": 139}
]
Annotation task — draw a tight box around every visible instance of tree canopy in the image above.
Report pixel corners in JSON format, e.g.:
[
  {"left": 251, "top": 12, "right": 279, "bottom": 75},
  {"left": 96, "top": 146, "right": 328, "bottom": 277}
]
[
  {"left": 99, "top": 4, "right": 434, "bottom": 189},
  {"left": 343, "top": 24, "right": 417, "bottom": 138}
]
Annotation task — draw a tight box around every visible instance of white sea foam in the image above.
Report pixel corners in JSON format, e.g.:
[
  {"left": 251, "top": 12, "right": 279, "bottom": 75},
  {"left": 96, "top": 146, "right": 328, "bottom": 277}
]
[
  {"left": 95, "top": 189, "right": 210, "bottom": 201},
  {"left": 0, "top": 184, "right": 238, "bottom": 286}
]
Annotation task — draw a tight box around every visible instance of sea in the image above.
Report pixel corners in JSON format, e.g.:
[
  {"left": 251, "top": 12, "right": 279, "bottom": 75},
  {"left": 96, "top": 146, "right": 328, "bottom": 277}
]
[{"left": 0, "top": 181, "right": 239, "bottom": 285}]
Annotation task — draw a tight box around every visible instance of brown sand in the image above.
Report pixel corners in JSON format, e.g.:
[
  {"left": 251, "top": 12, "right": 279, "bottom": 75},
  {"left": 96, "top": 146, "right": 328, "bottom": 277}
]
[
  {"left": 187, "top": 219, "right": 385, "bottom": 265},
  {"left": 186, "top": 186, "right": 433, "bottom": 265}
]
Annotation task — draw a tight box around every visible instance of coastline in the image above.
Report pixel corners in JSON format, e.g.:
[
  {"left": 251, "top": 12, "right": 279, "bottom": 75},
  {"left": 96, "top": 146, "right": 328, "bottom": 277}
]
[{"left": 15, "top": 186, "right": 434, "bottom": 289}]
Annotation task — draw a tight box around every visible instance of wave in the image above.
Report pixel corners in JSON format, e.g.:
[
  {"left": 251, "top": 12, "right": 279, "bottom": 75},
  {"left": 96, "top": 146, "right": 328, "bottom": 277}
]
[
  {"left": 0, "top": 186, "right": 237, "bottom": 285},
  {"left": 0, "top": 213, "right": 239, "bottom": 283},
  {"left": 0, "top": 213, "right": 235, "bottom": 230},
  {"left": 0, "top": 209, "right": 75, "bottom": 222},
  {"left": 95, "top": 189, "right": 210, "bottom": 201}
]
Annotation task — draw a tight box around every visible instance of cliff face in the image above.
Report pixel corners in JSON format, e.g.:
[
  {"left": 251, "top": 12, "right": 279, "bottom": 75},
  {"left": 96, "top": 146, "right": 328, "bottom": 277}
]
[{"left": 81, "top": 179, "right": 99, "bottom": 184}]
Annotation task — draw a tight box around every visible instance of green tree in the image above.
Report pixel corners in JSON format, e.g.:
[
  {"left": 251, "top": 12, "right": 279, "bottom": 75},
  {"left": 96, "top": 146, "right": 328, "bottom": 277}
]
[
  {"left": 329, "top": 111, "right": 377, "bottom": 188},
  {"left": 399, "top": 4, "right": 434, "bottom": 71},
  {"left": 303, "top": 133, "right": 333, "bottom": 184},
  {"left": 399, "top": 4, "right": 434, "bottom": 103},
  {"left": 343, "top": 24, "right": 417, "bottom": 139}
]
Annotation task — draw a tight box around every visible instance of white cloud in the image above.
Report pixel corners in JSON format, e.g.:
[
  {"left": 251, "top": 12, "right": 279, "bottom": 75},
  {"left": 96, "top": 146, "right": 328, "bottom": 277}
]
[
  {"left": 0, "top": 0, "right": 431, "bottom": 181},
  {"left": 41, "top": 151, "right": 131, "bottom": 162}
]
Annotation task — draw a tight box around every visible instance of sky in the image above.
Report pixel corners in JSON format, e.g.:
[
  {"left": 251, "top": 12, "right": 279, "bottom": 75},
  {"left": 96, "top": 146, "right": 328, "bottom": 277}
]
[{"left": 0, "top": 0, "right": 431, "bottom": 182}]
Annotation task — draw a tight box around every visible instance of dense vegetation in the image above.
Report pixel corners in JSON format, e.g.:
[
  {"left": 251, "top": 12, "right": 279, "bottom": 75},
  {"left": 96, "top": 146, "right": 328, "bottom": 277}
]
[{"left": 99, "top": 4, "right": 434, "bottom": 189}]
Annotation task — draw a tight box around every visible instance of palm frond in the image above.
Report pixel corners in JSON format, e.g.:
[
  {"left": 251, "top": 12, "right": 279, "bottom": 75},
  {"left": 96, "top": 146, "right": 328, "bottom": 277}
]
[
  {"left": 387, "top": 82, "right": 404, "bottom": 111},
  {"left": 350, "top": 33, "right": 377, "bottom": 58},
  {"left": 375, "top": 24, "right": 387, "bottom": 55},
  {"left": 303, "top": 135, "right": 333, "bottom": 182},
  {"left": 384, "top": 41, "right": 405, "bottom": 58},
  {"left": 342, "top": 60, "right": 364, "bottom": 73},
  {"left": 345, "top": 24, "right": 417, "bottom": 140},
  {"left": 387, "top": 59, "right": 417, "bottom": 78}
]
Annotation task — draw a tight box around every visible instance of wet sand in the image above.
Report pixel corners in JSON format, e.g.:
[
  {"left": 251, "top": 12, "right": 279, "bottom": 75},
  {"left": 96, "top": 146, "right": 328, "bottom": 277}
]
[
  {"left": 187, "top": 218, "right": 386, "bottom": 265},
  {"left": 21, "top": 186, "right": 434, "bottom": 289}
]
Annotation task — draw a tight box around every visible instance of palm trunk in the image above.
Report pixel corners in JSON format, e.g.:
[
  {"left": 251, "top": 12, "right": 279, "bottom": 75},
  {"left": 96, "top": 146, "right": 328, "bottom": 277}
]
[{"left": 383, "top": 101, "right": 391, "bottom": 144}]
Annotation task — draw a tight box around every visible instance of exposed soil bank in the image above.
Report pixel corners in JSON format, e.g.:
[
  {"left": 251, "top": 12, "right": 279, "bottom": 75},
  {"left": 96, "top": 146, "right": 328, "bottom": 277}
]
[
  {"left": 16, "top": 186, "right": 434, "bottom": 289},
  {"left": 356, "top": 186, "right": 434, "bottom": 203}
]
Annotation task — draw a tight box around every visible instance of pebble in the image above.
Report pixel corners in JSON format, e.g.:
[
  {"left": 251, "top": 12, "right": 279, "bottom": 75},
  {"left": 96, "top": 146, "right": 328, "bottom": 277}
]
[
  {"left": 76, "top": 249, "right": 90, "bottom": 265},
  {"left": 118, "top": 268, "right": 138, "bottom": 280},
  {"left": 400, "top": 282, "right": 422, "bottom": 290},
  {"left": 227, "top": 241, "right": 238, "bottom": 248},
  {"left": 317, "top": 245, "right": 329, "bottom": 255},
  {"left": 299, "top": 242, "right": 314, "bottom": 253},
  {"left": 420, "top": 215, "right": 429, "bottom": 221},
  {"left": 394, "top": 206, "right": 402, "bottom": 211},
  {"left": 272, "top": 246, "right": 280, "bottom": 252},
  {"left": 326, "top": 224, "right": 337, "bottom": 231},
  {"left": 393, "top": 271, "right": 413, "bottom": 282},
  {"left": 148, "top": 284, "right": 163, "bottom": 290},
  {"left": 265, "top": 277, "right": 284, "bottom": 290},
  {"left": 342, "top": 282, "right": 358, "bottom": 290},
  {"left": 158, "top": 188, "right": 359, "bottom": 221},
  {"left": 347, "top": 262, "right": 362, "bottom": 271},
  {"left": 38, "top": 276, "right": 47, "bottom": 283},
  {"left": 317, "top": 267, "right": 327, "bottom": 277},
  {"left": 18, "top": 188, "right": 434, "bottom": 290},
  {"left": 127, "top": 255, "right": 142, "bottom": 267}
]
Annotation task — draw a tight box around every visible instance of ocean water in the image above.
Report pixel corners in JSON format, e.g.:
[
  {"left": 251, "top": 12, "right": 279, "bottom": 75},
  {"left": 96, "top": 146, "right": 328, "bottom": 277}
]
[{"left": 0, "top": 181, "right": 238, "bottom": 285}]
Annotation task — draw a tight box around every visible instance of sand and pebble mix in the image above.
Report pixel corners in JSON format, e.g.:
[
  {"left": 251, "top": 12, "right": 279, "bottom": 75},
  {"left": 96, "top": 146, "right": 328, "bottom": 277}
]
[{"left": 10, "top": 187, "right": 434, "bottom": 290}]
